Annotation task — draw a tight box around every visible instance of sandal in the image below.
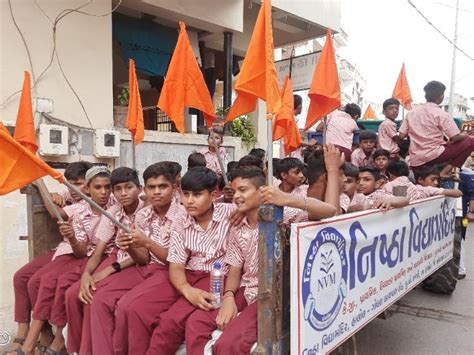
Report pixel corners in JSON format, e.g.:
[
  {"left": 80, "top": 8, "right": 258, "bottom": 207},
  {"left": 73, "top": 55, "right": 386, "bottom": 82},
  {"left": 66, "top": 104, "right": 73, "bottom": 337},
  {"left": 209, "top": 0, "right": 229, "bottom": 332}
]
[
  {"left": 44, "top": 348, "right": 68, "bottom": 355},
  {"left": 36, "top": 344, "right": 48, "bottom": 355}
]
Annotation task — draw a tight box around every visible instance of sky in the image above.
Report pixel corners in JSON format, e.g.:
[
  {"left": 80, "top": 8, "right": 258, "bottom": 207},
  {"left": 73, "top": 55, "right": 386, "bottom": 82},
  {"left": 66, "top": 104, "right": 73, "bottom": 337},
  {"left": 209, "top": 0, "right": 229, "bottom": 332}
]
[{"left": 339, "top": 0, "right": 474, "bottom": 105}]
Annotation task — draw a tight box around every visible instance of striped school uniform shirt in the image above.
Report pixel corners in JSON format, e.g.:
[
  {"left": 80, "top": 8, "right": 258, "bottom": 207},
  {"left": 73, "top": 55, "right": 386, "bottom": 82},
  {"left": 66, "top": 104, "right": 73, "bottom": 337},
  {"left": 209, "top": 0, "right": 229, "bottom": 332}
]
[
  {"left": 383, "top": 176, "right": 444, "bottom": 201},
  {"left": 351, "top": 148, "right": 374, "bottom": 167},
  {"left": 198, "top": 147, "right": 229, "bottom": 176},
  {"left": 349, "top": 190, "right": 392, "bottom": 208}
]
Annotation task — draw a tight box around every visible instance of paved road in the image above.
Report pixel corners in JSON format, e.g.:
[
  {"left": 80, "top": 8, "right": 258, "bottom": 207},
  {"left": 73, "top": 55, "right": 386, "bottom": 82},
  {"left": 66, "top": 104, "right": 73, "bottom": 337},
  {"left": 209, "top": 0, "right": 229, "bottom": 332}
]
[{"left": 355, "top": 223, "right": 474, "bottom": 355}]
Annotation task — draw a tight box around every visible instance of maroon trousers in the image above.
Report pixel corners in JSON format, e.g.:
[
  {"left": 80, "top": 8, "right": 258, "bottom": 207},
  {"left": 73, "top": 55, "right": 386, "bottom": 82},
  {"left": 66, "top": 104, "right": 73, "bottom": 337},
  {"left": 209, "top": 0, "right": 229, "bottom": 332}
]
[
  {"left": 335, "top": 145, "right": 352, "bottom": 162},
  {"left": 185, "top": 287, "right": 247, "bottom": 355},
  {"left": 421, "top": 137, "right": 474, "bottom": 168},
  {"left": 13, "top": 250, "right": 54, "bottom": 323}
]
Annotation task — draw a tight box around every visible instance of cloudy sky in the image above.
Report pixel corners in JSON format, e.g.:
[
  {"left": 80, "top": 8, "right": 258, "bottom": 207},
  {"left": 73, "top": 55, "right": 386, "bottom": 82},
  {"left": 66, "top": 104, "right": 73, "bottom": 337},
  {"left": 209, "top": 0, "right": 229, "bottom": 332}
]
[{"left": 339, "top": 0, "right": 474, "bottom": 105}]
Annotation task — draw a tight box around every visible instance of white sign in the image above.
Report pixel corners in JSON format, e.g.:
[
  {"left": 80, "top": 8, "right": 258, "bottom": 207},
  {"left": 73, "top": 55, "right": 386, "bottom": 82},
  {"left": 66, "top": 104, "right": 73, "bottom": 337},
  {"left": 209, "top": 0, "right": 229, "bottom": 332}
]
[
  {"left": 275, "top": 52, "right": 320, "bottom": 92},
  {"left": 290, "top": 197, "right": 456, "bottom": 354}
]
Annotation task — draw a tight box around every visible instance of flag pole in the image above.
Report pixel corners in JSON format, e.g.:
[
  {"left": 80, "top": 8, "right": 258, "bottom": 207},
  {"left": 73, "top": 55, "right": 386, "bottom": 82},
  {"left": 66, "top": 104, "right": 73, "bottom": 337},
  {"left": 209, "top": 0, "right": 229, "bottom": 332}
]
[
  {"left": 266, "top": 114, "right": 273, "bottom": 185},
  {"left": 209, "top": 126, "right": 229, "bottom": 185},
  {"left": 63, "top": 180, "right": 131, "bottom": 233},
  {"left": 131, "top": 137, "right": 136, "bottom": 169},
  {"left": 35, "top": 178, "right": 64, "bottom": 222},
  {"left": 322, "top": 116, "right": 328, "bottom": 146}
]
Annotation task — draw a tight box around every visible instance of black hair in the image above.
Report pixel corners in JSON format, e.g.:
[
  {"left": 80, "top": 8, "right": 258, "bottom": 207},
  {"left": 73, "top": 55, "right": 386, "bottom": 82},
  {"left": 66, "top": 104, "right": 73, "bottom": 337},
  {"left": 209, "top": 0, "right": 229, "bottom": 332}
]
[
  {"left": 359, "top": 130, "right": 377, "bottom": 141},
  {"left": 278, "top": 157, "right": 305, "bottom": 179},
  {"left": 383, "top": 98, "right": 400, "bottom": 110},
  {"left": 143, "top": 163, "right": 175, "bottom": 185},
  {"left": 207, "top": 127, "right": 224, "bottom": 139},
  {"left": 271, "top": 158, "right": 283, "bottom": 179},
  {"left": 386, "top": 160, "right": 410, "bottom": 178},
  {"left": 414, "top": 165, "right": 440, "bottom": 182},
  {"left": 424, "top": 81, "right": 446, "bottom": 102},
  {"left": 161, "top": 161, "right": 182, "bottom": 181},
  {"left": 306, "top": 155, "right": 327, "bottom": 185},
  {"left": 217, "top": 175, "right": 226, "bottom": 190},
  {"left": 303, "top": 146, "right": 324, "bottom": 164},
  {"left": 249, "top": 148, "right": 266, "bottom": 161},
  {"left": 238, "top": 154, "right": 264, "bottom": 170},
  {"left": 110, "top": 167, "right": 140, "bottom": 188},
  {"left": 373, "top": 149, "right": 390, "bottom": 159},
  {"left": 227, "top": 161, "right": 239, "bottom": 173},
  {"left": 229, "top": 166, "right": 266, "bottom": 188},
  {"left": 359, "top": 166, "right": 382, "bottom": 181},
  {"left": 181, "top": 167, "right": 218, "bottom": 192},
  {"left": 64, "top": 161, "right": 93, "bottom": 181},
  {"left": 343, "top": 163, "right": 359, "bottom": 179},
  {"left": 294, "top": 94, "right": 303, "bottom": 109},
  {"left": 187, "top": 152, "right": 207, "bottom": 169},
  {"left": 344, "top": 103, "right": 361, "bottom": 118},
  {"left": 399, "top": 139, "right": 410, "bottom": 159}
]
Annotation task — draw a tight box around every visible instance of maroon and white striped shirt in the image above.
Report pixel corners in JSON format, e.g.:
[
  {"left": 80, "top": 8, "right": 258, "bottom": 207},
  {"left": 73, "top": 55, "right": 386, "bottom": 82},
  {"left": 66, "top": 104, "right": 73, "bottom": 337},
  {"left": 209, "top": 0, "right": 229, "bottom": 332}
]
[
  {"left": 225, "top": 218, "right": 259, "bottom": 305},
  {"left": 340, "top": 193, "right": 351, "bottom": 212},
  {"left": 349, "top": 190, "right": 393, "bottom": 208},
  {"left": 167, "top": 203, "right": 235, "bottom": 273},
  {"left": 198, "top": 147, "right": 229, "bottom": 176},
  {"left": 383, "top": 176, "right": 444, "bottom": 201},
  {"left": 135, "top": 202, "right": 187, "bottom": 265},
  {"left": 53, "top": 200, "right": 86, "bottom": 259}
]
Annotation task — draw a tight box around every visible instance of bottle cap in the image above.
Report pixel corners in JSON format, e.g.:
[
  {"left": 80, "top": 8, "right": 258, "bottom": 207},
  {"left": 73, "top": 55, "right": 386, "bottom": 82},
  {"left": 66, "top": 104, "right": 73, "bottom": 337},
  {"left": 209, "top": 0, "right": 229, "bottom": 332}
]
[{"left": 213, "top": 262, "right": 221, "bottom": 269}]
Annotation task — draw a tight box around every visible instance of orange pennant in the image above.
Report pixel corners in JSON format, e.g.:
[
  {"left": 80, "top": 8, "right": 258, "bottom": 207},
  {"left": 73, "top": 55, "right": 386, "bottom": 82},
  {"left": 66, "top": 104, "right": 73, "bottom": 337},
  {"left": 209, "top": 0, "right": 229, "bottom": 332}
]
[
  {"left": 304, "top": 29, "right": 341, "bottom": 130},
  {"left": 225, "top": 0, "right": 281, "bottom": 122},
  {"left": 362, "top": 104, "right": 377, "bottom": 119},
  {"left": 158, "top": 22, "right": 215, "bottom": 133},
  {"left": 392, "top": 63, "right": 413, "bottom": 110},
  {"left": 127, "top": 59, "right": 145, "bottom": 144},
  {"left": 0, "top": 129, "right": 64, "bottom": 195},
  {"left": 14, "top": 71, "right": 38, "bottom": 153}
]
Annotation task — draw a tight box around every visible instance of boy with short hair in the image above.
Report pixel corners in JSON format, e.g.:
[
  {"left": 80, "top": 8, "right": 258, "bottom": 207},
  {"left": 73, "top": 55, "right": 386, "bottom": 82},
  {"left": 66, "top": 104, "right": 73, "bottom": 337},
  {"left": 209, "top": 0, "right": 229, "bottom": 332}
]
[
  {"left": 343, "top": 163, "right": 359, "bottom": 202},
  {"left": 188, "top": 152, "right": 207, "bottom": 170},
  {"left": 199, "top": 128, "right": 229, "bottom": 176},
  {"left": 248, "top": 148, "right": 266, "bottom": 163},
  {"left": 238, "top": 154, "right": 264, "bottom": 170},
  {"left": 351, "top": 130, "right": 377, "bottom": 167},
  {"left": 373, "top": 149, "right": 390, "bottom": 177},
  {"left": 275, "top": 157, "right": 306, "bottom": 195},
  {"left": 414, "top": 165, "right": 440, "bottom": 188},
  {"left": 378, "top": 98, "right": 402, "bottom": 158}
]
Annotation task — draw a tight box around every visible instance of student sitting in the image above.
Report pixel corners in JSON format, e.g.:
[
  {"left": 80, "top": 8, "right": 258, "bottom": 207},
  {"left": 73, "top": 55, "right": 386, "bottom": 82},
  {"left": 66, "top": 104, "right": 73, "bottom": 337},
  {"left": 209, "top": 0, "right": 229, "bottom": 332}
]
[
  {"left": 414, "top": 165, "right": 441, "bottom": 188},
  {"left": 343, "top": 163, "right": 359, "bottom": 203},
  {"left": 373, "top": 149, "right": 390, "bottom": 178},
  {"left": 351, "top": 130, "right": 377, "bottom": 167},
  {"left": 198, "top": 127, "right": 229, "bottom": 177},
  {"left": 378, "top": 98, "right": 402, "bottom": 159},
  {"left": 188, "top": 152, "right": 207, "bottom": 170},
  {"left": 275, "top": 157, "right": 307, "bottom": 195}
]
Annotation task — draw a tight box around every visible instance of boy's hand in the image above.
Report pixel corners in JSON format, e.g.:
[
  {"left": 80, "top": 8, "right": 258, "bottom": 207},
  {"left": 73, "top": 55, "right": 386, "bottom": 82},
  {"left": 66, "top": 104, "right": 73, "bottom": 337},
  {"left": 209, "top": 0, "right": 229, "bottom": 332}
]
[
  {"left": 116, "top": 230, "right": 133, "bottom": 250},
  {"left": 58, "top": 221, "right": 74, "bottom": 240},
  {"left": 92, "top": 267, "right": 113, "bottom": 284},
  {"left": 260, "top": 186, "right": 289, "bottom": 207},
  {"left": 50, "top": 193, "right": 65, "bottom": 207},
  {"left": 216, "top": 296, "right": 238, "bottom": 330},
  {"left": 374, "top": 198, "right": 394, "bottom": 212},
  {"left": 129, "top": 229, "right": 150, "bottom": 249},
  {"left": 182, "top": 285, "right": 215, "bottom": 311},
  {"left": 324, "top": 144, "right": 345, "bottom": 172},
  {"left": 79, "top": 272, "right": 96, "bottom": 304}
]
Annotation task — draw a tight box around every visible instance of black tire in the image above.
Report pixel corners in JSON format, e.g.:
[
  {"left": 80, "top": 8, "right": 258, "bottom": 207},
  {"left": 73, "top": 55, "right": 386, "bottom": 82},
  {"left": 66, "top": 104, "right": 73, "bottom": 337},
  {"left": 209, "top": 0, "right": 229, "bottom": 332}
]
[{"left": 422, "top": 217, "right": 463, "bottom": 294}]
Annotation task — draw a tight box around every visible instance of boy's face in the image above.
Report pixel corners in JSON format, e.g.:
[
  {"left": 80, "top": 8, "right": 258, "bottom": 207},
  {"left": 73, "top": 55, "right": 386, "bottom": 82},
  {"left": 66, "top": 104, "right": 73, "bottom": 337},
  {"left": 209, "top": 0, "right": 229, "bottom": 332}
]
[
  {"left": 383, "top": 104, "right": 399, "bottom": 120},
  {"left": 208, "top": 133, "right": 223, "bottom": 147},
  {"left": 222, "top": 183, "right": 235, "bottom": 202},
  {"left": 418, "top": 174, "right": 439, "bottom": 188},
  {"left": 231, "top": 177, "right": 261, "bottom": 214},
  {"left": 144, "top": 176, "right": 175, "bottom": 210},
  {"left": 113, "top": 181, "right": 141, "bottom": 208},
  {"left": 182, "top": 189, "right": 215, "bottom": 218},
  {"left": 374, "top": 156, "right": 389, "bottom": 172},
  {"left": 282, "top": 167, "right": 305, "bottom": 187},
  {"left": 357, "top": 172, "right": 382, "bottom": 195},
  {"left": 68, "top": 178, "right": 87, "bottom": 201},
  {"left": 85, "top": 177, "right": 111, "bottom": 206},
  {"left": 343, "top": 176, "right": 357, "bottom": 198},
  {"left": 360, "top": 139, "right": 376, "bottom": 154}
]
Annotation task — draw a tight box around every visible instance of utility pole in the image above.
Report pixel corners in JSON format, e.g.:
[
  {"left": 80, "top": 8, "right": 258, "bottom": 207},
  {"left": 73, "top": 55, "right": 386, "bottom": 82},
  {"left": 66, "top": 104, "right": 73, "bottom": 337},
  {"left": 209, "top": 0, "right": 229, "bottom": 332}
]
[{"left": 448, "top": 0, "right": 460, "bottom": 116}]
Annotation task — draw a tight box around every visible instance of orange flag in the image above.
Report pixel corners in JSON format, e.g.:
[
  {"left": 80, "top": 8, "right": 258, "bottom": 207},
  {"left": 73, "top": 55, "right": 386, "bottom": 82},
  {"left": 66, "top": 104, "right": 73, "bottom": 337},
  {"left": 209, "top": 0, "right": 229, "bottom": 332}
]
[
  {"left": 14, "top": 71, "right": 38, "bottom": 153},
  {"left": 127, "top": 59, "right": 145, "bottom": 144},
  {"left": 225, "top": 0, "right": 281, "bottom": 122},
  {"left": 304, "top": 29, "right": 341, "bottom": 130},
  {"left": 362, "top": 104, "right": 377, "bottom": 119},
  {"left": 158, "top": 22, "right": 215, "bottom": 133},
  {"left": 272, "top": 76, "right": 301, "bottom": 154},
  {"left": 392, "top": 63, "right": 413, "bottom": 110},
  {"left": 0, "top": 129, "right": 64, "bottom": 195}
]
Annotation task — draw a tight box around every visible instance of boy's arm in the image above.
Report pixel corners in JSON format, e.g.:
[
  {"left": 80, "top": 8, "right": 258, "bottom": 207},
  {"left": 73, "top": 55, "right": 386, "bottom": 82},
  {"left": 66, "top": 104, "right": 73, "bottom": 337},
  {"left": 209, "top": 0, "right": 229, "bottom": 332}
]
[
  {"left": 216, "top": 265, "right": 242, "bottom": 330},
  {"left": 79, "top": 241, "right": 108, "bottom": 304},
  {"left": 450, "top": 132, "right": 468, "bottom": 143},
  {"left": 116, "top": 230, "right": 150, "bottom": 265},
  {"left": 374, "top": 196, "right": 409, "bottom": 211},
  {"left": 324, "top": 145, "right": 344, "bottom": 215},
  {"left": 34, "top": 179, "right": 68, "bottom": 220},
  {"left": 442, "top": 189, "right": 463, "bottom": 198}
]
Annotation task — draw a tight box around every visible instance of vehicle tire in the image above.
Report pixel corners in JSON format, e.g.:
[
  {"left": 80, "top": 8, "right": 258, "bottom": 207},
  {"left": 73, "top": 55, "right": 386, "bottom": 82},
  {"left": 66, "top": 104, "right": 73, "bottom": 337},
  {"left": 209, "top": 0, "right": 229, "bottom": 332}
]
[{"left": 421, "top": 217, "right": 463, "bottom": 294}]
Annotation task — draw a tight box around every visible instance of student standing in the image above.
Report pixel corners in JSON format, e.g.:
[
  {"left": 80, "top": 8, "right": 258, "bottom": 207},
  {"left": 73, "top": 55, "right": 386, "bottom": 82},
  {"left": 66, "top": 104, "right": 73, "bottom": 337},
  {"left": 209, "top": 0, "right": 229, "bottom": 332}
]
[
  {"left": 199, "top": 128, "right": 229, "bottom": 177},
  {"left": 378, "top": 98, "right": 402, "bottom": 159}
]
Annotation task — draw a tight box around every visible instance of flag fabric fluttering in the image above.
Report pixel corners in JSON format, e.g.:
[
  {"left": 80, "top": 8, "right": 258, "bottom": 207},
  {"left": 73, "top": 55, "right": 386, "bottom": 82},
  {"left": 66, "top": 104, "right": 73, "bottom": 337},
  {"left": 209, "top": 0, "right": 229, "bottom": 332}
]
[
  {"left": 304, "top": 29, "right": 341, "bottom": 130},
  {"left": 273, "top": 76, "right": 301, "bottom": 155},
  {"left": 158, "top": 22, "right": 215, "bottom": 133},
  {"left": 392, "top": 63, "right": 413, "bottom": 110},
  {"left": 225, "top": 0, "right": 281, "bottom": 122},
  {"left": 0, "top": 129, "right": 64, "bottom": 195},
  {"left": 127, "top": 59, "right": 145, "bottom": 144},
  {"left": 14, "top": 71, "right": 38, "bottom": 153},
  {"left": 362, "top": 104, "right": 377, "bottom": 119}
]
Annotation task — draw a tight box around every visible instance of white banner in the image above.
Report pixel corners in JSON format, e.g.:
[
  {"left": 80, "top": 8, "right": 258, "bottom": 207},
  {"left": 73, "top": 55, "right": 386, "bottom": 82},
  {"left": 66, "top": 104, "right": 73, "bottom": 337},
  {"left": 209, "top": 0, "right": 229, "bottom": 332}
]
[
  {"left": 290, "top": 197, "right": 456, "bottom": 354},
  {"left": 275, "top": 52, "right": 320, "bottom": 92}
]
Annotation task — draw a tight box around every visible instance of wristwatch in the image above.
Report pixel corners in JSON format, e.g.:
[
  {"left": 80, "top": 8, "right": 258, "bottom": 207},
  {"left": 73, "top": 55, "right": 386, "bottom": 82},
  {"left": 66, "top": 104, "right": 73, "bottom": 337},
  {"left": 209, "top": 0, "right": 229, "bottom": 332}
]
[{"left": 112, "top": 262, "right": 122, "bottom": 273}]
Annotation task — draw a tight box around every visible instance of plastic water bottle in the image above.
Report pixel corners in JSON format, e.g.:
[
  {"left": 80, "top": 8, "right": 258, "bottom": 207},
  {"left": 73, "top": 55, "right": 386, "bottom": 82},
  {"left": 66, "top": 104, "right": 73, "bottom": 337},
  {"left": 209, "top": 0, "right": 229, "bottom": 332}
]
[{"left": 210, "top": 262, "right": 223, "bottom": 308}]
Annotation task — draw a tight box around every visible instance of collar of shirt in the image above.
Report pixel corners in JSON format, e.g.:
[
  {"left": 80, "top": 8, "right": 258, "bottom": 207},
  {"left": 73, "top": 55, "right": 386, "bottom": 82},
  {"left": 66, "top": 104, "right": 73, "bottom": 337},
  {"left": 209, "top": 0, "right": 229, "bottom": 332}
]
[
  {"left": 182, "top": 203, "right": 231, "bottom": 229},
  {"left": 113, "top": 199, "right": 145, "bottom": 222}
]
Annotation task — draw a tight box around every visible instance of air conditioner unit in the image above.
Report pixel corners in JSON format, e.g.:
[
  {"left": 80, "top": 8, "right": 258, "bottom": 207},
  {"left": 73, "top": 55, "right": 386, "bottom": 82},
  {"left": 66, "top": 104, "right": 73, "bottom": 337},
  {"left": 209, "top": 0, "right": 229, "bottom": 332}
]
[
  {"left": 94, "top": 129, "right": 120, "bottom": 157},
  {"left": 39, "top": 123, "right": 68, "bottom": 156}
]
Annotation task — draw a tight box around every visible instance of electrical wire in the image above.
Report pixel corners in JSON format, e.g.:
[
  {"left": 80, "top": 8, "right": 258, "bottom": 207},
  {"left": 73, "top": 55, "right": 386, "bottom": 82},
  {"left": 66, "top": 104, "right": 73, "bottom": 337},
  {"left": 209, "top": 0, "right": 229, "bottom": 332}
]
[{"left": 407, "top": 0, "right": 474, "bottom": 61}]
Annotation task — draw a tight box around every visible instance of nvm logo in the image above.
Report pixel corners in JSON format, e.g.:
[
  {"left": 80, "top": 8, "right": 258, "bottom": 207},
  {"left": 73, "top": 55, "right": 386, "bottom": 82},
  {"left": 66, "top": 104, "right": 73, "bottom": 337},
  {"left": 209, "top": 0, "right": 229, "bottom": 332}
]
[{"left": 318, "top": 250, "right": 336, "bottom": 291}]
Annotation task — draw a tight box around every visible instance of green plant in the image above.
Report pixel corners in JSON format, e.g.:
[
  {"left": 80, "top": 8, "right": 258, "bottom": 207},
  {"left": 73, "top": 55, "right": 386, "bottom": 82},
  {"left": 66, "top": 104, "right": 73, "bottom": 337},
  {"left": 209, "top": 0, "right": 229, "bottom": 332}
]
[
  {"left": 117, "top": 87, "right": 129, "bottom": 106},
  {"left": 216, "top": 107, "right": 257, "bottom": 149}
]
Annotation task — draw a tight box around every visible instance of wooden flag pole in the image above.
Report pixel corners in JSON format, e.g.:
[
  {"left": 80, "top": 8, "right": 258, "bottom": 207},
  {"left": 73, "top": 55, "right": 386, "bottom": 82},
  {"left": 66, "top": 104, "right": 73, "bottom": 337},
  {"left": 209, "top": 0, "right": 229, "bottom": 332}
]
[
  {"left": 322, "top": 116, "right": 328, "bottom": 146},
  {"left": 131, "top": 136, "right": 136, "bottom": 169},
  {"left": 35, "top": 178, "right": 64, "bottom": 222},
  {"left": 209, "top": 126, "right": 229, "bottom": 185},
  {"left": 266, "top": 114, "right": 273, "bottom": 185}
]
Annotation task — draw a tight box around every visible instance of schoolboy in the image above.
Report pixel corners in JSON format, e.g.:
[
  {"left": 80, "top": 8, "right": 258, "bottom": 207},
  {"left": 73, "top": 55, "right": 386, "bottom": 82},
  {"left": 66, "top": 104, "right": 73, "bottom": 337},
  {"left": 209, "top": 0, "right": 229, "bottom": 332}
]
[
  {"left": 248, "top": 148, "right": 266, "bottom": 163},
  {"left": 343, "top": 163, "right": 359, "bottom": 202},
  {"left": 188, "top": 152, "right": 207, "bottom": 170},
  {"left": 373, "top": 149, "right": 390, "bottom": 177},
  {"left": 125, "top": 167, "right": 235, "bottom": 354},
  {"left": 18, "top": 167, "right": 112, "bottom": 355},
  {"left": 414, "top": 165, "right": 440, "bottom": 188},
  {"left": 378, "top": 98, "right": 402, "bottom": 158},
  {"left": 276, "top": 157, "right": 306, "bottom": 195},
  {"left": 199, "top": 128, "right": 229, "bottom": 176},
  {"left": 64, "top": 167, "right": 144, "bottom": 354},
  {"left": 351, "top": 130, "right": 377, "bottom": 167}
]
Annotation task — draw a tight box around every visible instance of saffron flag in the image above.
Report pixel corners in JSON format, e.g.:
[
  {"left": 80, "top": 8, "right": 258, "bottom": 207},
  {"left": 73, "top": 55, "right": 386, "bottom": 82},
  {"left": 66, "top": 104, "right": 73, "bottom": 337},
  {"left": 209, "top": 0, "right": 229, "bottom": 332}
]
[
  {"left": 14, "top": 71, "right": 38, "bottom": 153},
  {"left": 158, "top": 22, "right": 215, "bottom": 133},
  {"left": 0, "top": 129, "right": 64, "bottom": 195},
  {"left": 225, "top": 0, "right": 281, "bottom": 122},
  {"left": 362, "top": 104, "right": 377, "bottom": 119},
  {"left": 273, "top": 76, "right": 301, "bottom": 154},
  {"left": 127, "top": 59, "right": 145, "bottom": 144},
  {"left": 304, "top": 29, "right": 341, "bottom": 130},
  {"left": 392, "top": 63, "right": 413, "bottom": 110}
]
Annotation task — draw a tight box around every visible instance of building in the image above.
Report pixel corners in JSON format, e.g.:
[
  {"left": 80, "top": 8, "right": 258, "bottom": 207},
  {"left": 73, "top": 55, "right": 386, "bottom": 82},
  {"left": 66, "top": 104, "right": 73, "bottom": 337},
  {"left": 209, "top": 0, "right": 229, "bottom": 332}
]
[{"left": 442, "top": 93, "right": 472, "bottom": 120}]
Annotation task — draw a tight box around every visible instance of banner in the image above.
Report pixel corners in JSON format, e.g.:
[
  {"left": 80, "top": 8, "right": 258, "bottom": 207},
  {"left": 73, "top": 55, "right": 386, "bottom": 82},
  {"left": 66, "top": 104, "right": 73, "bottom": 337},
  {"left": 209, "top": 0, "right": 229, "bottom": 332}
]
[
  {"left": 290, "top": 197, "right": 456, "bottom": 354},
  {"left": 275, "top": 52, "right": 320, "bottom": 91}
]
